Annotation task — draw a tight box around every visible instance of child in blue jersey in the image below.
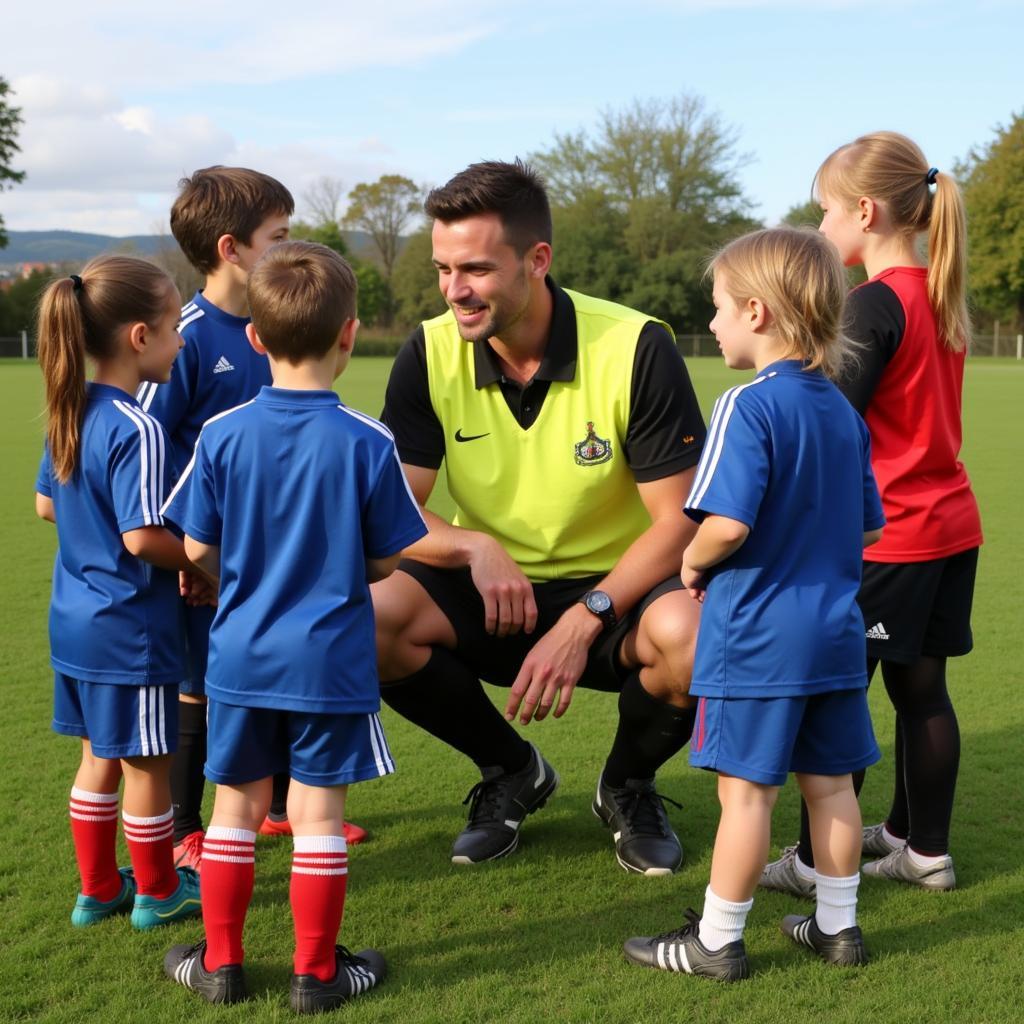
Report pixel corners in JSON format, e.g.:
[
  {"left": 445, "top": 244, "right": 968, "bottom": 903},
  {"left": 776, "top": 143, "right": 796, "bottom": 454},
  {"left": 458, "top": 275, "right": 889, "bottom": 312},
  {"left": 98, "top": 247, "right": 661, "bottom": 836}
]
[
  {"left": 34, "top": 255, "right": 207, "bottom": 931},
  {"left": 624, "top": 228, "right": 885, "bottom": 981},
  {"left": 139, "top": 166, "right": 367, "bottom": 861},
  {"left": 161, "top": 241, "right": 427, "bottom": 1011}
]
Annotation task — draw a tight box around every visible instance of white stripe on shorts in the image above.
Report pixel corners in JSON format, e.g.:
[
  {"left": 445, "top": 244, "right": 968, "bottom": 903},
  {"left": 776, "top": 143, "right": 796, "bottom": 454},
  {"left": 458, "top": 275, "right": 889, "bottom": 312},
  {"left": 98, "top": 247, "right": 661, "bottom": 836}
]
[{"left": 367, "top": 712, "right": 395, "bottom": 777}]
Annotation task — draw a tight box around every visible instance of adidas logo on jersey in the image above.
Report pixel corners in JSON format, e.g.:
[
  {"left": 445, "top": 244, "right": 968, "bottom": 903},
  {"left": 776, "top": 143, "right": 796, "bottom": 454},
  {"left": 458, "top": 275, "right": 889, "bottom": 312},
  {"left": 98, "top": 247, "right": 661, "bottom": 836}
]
[
  {"left": 865, "top": 622, "right": 890, "bottom": 640},
  {"left": 213, "top": 356, "right": 235, "bottom": 374}
]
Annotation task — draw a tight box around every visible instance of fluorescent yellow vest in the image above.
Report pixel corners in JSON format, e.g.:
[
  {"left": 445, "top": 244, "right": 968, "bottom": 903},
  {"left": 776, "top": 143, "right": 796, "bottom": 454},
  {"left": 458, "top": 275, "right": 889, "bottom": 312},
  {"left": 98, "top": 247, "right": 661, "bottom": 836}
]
[{"left": 423, "top": 289, "right": 669, "bottom": 581}]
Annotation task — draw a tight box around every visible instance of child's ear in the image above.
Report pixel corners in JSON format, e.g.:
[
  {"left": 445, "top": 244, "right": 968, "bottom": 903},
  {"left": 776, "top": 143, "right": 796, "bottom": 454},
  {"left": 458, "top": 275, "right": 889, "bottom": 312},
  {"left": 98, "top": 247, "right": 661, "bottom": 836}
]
[
  {"left": 217, "top": 233, "right": 241, "bottom": 267},
  {"left": 746, "top": 297, "right": 767, "bottom": 330},
  {"left": 245, "top": 322, "right": 267, "bottom": 355},
  {"left": 127, "top": 321, "right": 148, "bottom": 353},
  {"left": 857, "top": 195, "right": 877, "bottom": 230},
  {"left": 339, "top": 317, "right": 360, "bottom": 353}
]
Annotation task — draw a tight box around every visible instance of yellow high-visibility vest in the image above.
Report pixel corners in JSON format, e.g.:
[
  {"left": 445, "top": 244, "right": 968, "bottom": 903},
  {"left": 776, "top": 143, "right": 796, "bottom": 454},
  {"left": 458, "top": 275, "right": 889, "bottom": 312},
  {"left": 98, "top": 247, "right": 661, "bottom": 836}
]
[{"left": 423, "top": 289, "right": 669, "bottom": 581}]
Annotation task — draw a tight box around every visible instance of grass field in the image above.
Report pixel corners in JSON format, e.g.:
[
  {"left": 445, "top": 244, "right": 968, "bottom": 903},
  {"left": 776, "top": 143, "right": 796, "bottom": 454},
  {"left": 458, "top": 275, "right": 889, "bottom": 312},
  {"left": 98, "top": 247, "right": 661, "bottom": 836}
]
[{"left": 1, "top": 356, "right": 1022, "bottom": 1023}]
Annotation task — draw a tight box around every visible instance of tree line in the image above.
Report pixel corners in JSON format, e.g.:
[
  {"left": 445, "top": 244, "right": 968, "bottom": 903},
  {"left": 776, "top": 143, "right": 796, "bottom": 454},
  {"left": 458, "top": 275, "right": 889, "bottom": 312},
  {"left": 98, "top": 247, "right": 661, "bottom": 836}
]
[{"left": 1, "top": 76, "right": 1022, "bottom": 339}]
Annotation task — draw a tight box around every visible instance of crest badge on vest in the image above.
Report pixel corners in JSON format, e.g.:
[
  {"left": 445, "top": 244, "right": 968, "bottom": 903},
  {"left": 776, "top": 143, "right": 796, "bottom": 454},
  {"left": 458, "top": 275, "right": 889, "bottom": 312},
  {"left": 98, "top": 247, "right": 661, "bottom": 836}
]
[{"left": 574, "top": 421, "right": 612, "bottom": 466}]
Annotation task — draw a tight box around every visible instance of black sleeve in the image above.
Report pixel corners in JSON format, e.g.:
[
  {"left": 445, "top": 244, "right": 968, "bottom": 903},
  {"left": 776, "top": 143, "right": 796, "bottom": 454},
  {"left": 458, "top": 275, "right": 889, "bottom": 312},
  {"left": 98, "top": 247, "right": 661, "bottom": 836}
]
[
  {"left": 380, "top": 327, "right": 446, "bottom": 469},
  {"left": 837, "top": 281, "right": 906, "bottom": 415},
  {"left": 624, "top": 322, "right": 707, "bottom": 483}
]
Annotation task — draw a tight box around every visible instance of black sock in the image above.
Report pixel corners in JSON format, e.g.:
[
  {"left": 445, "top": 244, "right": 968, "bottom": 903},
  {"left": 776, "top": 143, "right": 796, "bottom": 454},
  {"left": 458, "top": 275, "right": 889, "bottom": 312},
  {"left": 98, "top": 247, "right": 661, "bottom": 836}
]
[
  {"left": 882, "top": 656, "right": 959, "bottom": 855},
  {"left": 269, "top": 772, "right": 290, "bottom": 819},
  {"left": 381, "top": 647, "right": 530, "bottom": 773},
  {"left": 171, "top": 700, "right": 207, "bottom": 843},
  {"left": 885, "top": 716, "right": 909, "bottom": 839},
  {"left": 796, "top": 769, "right": 865, "bottom": 868},
  {"left": 602, "top": 671, "right": 696, "bottom": 788}
]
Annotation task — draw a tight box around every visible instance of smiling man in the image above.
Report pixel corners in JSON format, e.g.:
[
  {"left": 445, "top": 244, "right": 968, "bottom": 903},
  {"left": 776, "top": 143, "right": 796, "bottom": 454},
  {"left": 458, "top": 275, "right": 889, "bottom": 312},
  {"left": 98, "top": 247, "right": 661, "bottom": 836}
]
[{"left": 374, "top": 160, "right": 707, "bottom": 875}]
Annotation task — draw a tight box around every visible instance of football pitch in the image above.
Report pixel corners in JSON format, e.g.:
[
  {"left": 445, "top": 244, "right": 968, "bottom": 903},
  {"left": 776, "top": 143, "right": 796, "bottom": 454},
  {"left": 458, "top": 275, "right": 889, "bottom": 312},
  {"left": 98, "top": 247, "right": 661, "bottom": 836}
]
[{"left": 2, "top": 356, "right": 1022, "bottom": 1023}]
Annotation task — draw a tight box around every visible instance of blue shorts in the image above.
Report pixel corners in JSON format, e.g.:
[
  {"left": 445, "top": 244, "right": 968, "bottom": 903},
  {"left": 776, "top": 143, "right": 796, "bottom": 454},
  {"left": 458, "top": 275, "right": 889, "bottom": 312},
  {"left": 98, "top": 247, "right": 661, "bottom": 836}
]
[
  {"left": 689, "top": 688, "right": 880, "bottom": 786},
  {"left": 205, "top": 700, "right": 396, "bottom": 787},
  {"left": 179, "top": 603, "right": 214, "bottom": 696},
  {"left": 52, "top": 673, "right": 179, "bottom": 759}
]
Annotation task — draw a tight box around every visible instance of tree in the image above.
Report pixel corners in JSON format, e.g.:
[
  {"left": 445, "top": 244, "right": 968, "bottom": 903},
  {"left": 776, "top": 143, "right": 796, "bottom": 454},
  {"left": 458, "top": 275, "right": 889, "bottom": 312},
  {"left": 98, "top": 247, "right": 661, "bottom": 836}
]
[
  {"left": 291, "top": 218, "right": 351, "bottom": 256},
  {"left": 958, "top": 112, "right": 1024, "bottom": 329},
  {"left": 302, "top": 176, "right": 346, "bottom": 227},
  {"left": 344, "top": 175, "right": 423, "bottom": 281},
  {"left": 781, "top": 199, "right": 823, "bottom": 229},
  {"left": 0, "top": 77, "right": 27, "bottom": 249},
  {"left": 0, "top": 267, "right": 57, "bottom": 335},
  {"left": 531, "top": 94, "right": 759, "bottom": 330},
  {"left": 391, "top": 227, "right": 444, "bottom": 326}
]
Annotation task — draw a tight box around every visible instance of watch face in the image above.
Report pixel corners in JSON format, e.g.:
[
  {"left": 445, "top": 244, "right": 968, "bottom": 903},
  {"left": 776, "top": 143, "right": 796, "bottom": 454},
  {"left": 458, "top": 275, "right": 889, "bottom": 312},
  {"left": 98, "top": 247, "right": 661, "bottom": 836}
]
[{"left": 586, "top": 591, "right": 612, "bottom": 614}]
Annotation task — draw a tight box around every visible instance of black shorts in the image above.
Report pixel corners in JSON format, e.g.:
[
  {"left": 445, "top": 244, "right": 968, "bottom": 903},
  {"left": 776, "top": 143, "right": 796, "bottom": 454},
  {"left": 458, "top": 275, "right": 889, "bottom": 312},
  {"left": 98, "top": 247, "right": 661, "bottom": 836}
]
[
  {"left": 397, "top": 560, "right": 684, "bottom": 692},
  {"left": 858, "top": 548, "right": 978, "bottom": 664}
]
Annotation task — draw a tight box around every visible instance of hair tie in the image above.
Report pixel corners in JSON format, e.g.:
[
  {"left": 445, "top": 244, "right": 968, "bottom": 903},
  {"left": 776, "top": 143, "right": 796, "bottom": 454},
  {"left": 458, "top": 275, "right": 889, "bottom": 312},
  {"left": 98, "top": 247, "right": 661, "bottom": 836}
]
[
  {"left": 926, "top": 167, "right": 939, "bottom": 186},
  {"left": 69, "top": 274, "right": 83, "bottom": 292}
]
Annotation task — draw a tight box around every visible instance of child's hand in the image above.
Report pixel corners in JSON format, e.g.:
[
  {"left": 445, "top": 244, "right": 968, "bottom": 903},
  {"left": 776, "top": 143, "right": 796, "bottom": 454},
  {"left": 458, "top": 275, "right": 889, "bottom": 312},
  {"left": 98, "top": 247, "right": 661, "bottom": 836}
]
[
  {"left": 681, "top": 560, "right": 707, "bottom": 603},
  {"left": 180, "top": 570, "right": 218, "bottom": 607}
]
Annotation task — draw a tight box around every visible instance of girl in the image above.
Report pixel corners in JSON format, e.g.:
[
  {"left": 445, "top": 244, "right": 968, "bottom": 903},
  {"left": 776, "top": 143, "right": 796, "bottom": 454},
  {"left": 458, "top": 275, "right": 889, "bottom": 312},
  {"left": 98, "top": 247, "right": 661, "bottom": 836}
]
[
  {"left": 624, "top": 228, "right": 884, "bottom": 980},
  {"left": 35, "top": 255, "right": 207, "bottom": 929},
  {"left": 762, "top": 132, "right": 982, "bottom": 897}
]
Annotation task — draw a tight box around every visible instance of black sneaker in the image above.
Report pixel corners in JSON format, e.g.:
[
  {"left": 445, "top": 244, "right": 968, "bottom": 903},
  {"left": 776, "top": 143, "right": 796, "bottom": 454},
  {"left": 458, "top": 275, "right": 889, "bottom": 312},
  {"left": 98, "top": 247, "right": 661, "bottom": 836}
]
[
  {"left": 164, "top": 939, "right": 248, "bottom": 1004},
  {"left": 593, "top": 773, "right": 682, "bottom": 875},
  {"left": 781, "top": 914, "right": 868, "bottom": 967},
  {"left": 290, "top": 946, "right": 387, "bottom": 1014},
  {"left": 450, "top": 744, "right": 559, "bottom": 864},
  {"left": 623, "top": 909, "right": 750, "bottom": 981}
]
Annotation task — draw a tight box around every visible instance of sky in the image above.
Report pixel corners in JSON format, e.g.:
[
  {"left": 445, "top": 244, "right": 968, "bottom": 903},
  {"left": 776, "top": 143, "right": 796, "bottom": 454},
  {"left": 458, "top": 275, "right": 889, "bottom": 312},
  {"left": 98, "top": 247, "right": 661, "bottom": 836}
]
[{"left": 3, "top": 0, "right": 1022, "bottom": 237}]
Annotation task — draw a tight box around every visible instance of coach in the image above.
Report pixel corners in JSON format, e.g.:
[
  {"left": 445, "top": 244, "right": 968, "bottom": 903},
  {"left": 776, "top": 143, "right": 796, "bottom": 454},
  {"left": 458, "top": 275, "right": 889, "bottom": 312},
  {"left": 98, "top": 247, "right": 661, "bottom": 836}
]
[{"left": 374, "top": 160, "right": 706, "bottom": 875}]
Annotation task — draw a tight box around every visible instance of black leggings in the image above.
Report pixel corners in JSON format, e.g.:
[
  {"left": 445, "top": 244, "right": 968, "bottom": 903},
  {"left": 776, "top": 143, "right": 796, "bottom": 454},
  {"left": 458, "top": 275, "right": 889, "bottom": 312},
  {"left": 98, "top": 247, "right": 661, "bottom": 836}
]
[{"left": 797, "top": 655, "right": 960, "bottom": 863}]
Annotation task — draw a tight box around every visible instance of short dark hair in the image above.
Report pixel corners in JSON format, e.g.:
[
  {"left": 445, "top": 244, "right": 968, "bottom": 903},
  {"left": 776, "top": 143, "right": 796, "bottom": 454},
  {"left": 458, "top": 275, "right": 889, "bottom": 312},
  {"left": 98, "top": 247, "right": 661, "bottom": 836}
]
[
  {"left": 170, "top": 166, "right": 295, "bottom": 276},
  {"left": 247, "top": 241, "right": 357, "bottom": 364},
  {"left": 425, "top": 159, "right": 552, "bottom": 255}
]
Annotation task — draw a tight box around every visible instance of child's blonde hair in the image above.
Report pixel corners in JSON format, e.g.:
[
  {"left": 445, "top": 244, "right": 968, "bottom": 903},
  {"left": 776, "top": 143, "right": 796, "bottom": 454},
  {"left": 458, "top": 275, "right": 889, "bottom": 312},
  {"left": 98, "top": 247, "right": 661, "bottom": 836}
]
[
  {"left": 814, "top": 131, "right": 969, "bottom": 352},
  {"left": 37, "top": 255, "right": 175, "bottom": 482},
  {"left": 709, "top": 227, "right": 852, "bottom": 380}
]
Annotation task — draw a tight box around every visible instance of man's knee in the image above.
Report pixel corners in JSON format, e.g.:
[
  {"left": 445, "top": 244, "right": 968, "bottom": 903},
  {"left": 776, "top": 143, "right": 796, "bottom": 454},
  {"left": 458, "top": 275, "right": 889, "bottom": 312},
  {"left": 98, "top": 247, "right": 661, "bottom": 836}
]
[
  {"left": 372, "top": 568, "right": 455, "bottom": 680},
  {"left": 635, "top": 592, "right": 699, "bottom": 678}
]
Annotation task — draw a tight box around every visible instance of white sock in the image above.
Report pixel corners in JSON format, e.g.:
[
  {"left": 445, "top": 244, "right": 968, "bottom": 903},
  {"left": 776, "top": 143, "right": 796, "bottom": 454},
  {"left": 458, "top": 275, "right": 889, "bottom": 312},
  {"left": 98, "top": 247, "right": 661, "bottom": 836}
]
[
  {"left": 882, "top": 824, "right": 906, "bottom": 850},
  {"left": 907, "top": 846, "right": 948, "bottom": 868},
  {"left": 698, "top": 885, "right": 752, "bottom": 952},
  {"left": 794, "top": 852, "right": 815, "bottom": 881},
  {"left": 814, "top": 872, "right": 859, "bottom": 935}
]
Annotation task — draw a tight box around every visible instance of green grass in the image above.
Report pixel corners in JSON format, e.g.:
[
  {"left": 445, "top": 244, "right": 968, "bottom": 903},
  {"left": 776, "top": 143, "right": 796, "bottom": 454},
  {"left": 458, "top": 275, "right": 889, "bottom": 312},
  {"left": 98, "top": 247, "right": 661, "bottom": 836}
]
[{"left": 2, "top": 357, "right": 1023, "bottom": 1023}]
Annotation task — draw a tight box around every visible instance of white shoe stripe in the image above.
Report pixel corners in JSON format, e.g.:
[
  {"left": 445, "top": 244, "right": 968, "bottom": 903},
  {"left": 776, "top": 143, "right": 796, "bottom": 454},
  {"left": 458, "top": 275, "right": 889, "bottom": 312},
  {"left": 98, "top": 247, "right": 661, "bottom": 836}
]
[{"left": 679, "top": 944, "right": 692, "bottom": 974}]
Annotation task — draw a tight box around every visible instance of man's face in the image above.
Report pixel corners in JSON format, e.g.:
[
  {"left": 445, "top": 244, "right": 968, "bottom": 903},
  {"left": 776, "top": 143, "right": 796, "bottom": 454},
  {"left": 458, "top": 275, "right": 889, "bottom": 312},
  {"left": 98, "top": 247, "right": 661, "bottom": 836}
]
[{"left": 431, "top": 213, "right": 532, "bottom": 343}]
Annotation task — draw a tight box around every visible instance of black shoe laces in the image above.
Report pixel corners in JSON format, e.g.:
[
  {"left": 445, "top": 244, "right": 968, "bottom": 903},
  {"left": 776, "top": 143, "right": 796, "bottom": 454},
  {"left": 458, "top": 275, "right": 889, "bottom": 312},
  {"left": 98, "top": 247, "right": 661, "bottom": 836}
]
[
  {"left": 335, "top": 945, "right": 368, "bottom": 968},
  {"left": 649, "top": 908, "right": 701, "bottom": 945},
  {"left": 612, "top": 785, "right": 682, "bottom": 837},
  {"left": 461, "top": 774, "right": 515, "bottom": 828}
]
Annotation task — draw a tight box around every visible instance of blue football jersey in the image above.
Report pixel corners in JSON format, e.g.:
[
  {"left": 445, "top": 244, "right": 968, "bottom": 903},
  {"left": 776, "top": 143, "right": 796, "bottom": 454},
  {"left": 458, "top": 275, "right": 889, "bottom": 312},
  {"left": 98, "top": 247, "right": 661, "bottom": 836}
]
[
  {"left": 137, "top": 291, "right": 271, "bottom": 479},
  {"left": 37, "top": 384, "right": 185, "bottom": 685},
  {"left": 163, "top": 387, "right": 427, "bottom": 713},
  {"left": 685, "top": 360, "right": 885, "bottom": 698}
]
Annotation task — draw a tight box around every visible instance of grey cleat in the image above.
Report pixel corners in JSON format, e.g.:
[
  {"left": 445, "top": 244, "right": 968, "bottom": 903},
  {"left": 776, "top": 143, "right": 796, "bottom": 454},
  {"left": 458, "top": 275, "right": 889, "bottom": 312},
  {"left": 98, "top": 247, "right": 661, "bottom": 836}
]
[
  {"left": 862, "top": 845, "right": 956, "bottom": 890},
  {"left": 759, "top": 845, "right": 816, "bottom": 899},
  {"left": 861, "top": 822, "right": 906, "bottom": 858}
]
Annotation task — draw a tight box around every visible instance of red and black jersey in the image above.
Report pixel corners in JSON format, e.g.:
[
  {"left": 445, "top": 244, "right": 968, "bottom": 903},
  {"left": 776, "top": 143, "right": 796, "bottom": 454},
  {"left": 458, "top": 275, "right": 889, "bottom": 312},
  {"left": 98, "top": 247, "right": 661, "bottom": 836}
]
[{"left": 839, "top": 266, "right": 982, "bottom": 563}]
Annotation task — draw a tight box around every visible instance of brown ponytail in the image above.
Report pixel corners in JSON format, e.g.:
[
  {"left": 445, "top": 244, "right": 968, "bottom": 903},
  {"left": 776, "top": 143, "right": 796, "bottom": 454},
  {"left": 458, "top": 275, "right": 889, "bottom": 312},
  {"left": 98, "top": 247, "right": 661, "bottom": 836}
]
[
  {"left": 37, "top": 255, "right": 174, "bottom": 482},
  {"left": 815, "top": 131, "right": 970, "bottom": 351}
]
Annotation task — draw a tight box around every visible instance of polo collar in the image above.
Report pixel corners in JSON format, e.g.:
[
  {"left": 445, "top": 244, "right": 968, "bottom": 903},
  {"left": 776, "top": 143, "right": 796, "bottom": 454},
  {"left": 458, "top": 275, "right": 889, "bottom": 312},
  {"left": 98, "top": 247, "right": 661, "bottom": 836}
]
[{"left": 473, "top": 277, "right": 577, "bottom": 389}]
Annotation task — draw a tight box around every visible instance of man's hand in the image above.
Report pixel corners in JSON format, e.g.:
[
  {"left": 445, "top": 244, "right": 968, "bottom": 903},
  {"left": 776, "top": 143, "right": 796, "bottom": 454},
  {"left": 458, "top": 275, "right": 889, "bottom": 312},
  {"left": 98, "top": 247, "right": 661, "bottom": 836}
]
[
  {"left": 466, "top": 533, "right": 538, "bottom": 637},
  {"left": 681, "top": 558, "right": 707, "bottom": 603},
  {"left": 504, "top": 604, "right": 602, "bottom": 724}
]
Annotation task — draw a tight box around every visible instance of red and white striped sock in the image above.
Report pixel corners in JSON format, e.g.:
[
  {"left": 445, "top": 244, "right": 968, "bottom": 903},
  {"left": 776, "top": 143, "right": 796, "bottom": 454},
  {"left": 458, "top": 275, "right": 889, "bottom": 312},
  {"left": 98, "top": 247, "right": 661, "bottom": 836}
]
[
  {"left": 291, "top": 835, "right": 348, "bottom": 981},
  {"left": 69, "top": 787, "right": 121, "bottom": 902},
  {"left": 122, "top": 808, "right": 177, "bottom": 898},
  {"left": 201, "top": 827, "right": 256, "bottom": 971}
]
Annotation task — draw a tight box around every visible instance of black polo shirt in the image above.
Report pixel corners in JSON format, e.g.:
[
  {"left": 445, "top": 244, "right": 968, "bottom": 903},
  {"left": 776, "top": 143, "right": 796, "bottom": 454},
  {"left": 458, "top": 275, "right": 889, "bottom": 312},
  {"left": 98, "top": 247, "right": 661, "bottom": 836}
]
[{"left": 381, "top": 279, "right": 706, "bottom": 483}]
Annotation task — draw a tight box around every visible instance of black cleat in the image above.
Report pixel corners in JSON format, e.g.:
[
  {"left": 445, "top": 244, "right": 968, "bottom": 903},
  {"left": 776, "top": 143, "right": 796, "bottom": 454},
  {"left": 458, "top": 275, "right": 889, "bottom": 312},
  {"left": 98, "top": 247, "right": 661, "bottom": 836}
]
[
  {"left": 593, "top": 774, "right": 682, "bottom": 875},
  {"left": 624, "top": 909, "right": 750, "bottom": 981},
  {"left": 290, "top": 946, "right": 387, "bottom": 1014},
  {"left": 781, "top": 914, "right": 868, "bottom": 966},
  {"left": 164, "top": 939, "right": 248, "bottom": 1004},
  {"left": 450, "top": 744, "right": 559, "bottom": 865}
]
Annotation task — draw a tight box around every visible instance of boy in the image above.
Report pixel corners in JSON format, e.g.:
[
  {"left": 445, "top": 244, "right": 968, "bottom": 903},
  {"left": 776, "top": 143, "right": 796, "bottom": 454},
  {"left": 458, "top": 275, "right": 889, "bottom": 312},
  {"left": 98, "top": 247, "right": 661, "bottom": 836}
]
[
  {"left": 161, "top": 241, "right": 426, "bottom": 1009},
  {"left": 140, "top": 167, "right": 365, "bottom": 863}
]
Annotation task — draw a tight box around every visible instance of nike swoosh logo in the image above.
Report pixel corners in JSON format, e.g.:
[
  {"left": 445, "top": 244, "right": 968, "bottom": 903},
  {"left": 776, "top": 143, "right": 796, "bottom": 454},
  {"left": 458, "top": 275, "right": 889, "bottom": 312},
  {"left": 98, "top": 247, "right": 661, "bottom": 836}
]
[{"left": 454, "top": 429, "right": 490, "bottom": 442}]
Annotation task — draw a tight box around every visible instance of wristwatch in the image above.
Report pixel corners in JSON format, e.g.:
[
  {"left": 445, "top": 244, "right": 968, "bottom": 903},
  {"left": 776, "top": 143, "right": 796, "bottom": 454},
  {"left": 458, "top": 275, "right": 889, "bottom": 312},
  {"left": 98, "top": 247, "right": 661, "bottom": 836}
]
[{"left": 579, "top": 590, "right": 617, "bottom": 631}]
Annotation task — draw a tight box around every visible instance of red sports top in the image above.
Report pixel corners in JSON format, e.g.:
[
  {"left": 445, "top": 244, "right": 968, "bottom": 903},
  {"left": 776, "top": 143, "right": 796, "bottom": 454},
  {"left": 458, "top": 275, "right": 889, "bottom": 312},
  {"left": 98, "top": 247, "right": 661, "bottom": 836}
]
[{"left": 843, "top": 267, "right": 982, "bottom": 563}]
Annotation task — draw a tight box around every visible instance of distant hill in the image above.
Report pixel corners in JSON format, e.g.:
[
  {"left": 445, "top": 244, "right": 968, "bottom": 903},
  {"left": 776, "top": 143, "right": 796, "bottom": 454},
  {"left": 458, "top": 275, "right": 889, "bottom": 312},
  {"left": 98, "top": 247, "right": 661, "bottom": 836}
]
[{"left": 0, "top": 229, "right": 381, "bottom": 266}]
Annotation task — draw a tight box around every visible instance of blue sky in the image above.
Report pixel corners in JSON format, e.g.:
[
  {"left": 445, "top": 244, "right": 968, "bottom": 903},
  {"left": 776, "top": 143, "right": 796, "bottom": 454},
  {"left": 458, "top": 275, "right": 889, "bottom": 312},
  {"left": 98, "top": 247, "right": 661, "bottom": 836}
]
[{"left": 4, "top": 0, "right": 1021, "bottom": 235}]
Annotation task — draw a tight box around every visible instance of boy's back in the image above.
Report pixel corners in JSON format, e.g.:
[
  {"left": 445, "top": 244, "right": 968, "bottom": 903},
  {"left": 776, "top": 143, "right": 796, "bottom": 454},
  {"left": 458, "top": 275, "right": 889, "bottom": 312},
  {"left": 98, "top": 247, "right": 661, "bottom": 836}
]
[
  {"left": 687, "top": 359, "right": 883, "bottom": 697},
  {"left": 165, "top": 387, "right": 426, "bottom": 712}
]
